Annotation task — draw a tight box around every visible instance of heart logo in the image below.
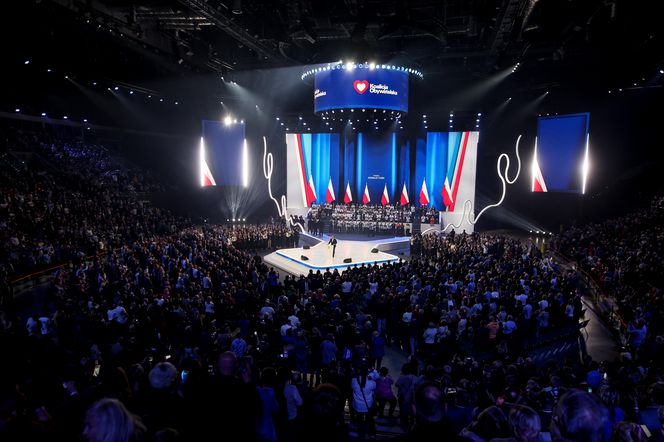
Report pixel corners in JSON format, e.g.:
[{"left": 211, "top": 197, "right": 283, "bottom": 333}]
[{"left": 353, "top": 80, "right": 369, "bottom": 94}]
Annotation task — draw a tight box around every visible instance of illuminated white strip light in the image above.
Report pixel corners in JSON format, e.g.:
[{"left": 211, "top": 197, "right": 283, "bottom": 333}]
[
  {"left": 200, "top": 136, "right": 205, "bottom": 187},
  {"left": 301, "top": 63, "right": 424, "bottom": 81},
  {"left": 530, "top": 137, "right": 547, "bottom": 192},
  {"left": 242, "top": 138, "right": 249, "bottom": 188},
  {"left": 262, "top": 137, "right": 305, "bottom": 232},
  {"left": 582, "top": 133, "right": 590, "bottom": 195}
]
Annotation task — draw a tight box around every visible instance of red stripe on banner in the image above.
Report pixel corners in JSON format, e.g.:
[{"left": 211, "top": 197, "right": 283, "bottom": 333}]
[
  {"left": 296, "top": 134, "right": 315, "bottom": 207},
  {"left": 296, "top": 134, "right": 307, "bottom": 205},
  {"left": 450, "top": 131, "right": 469, "bottom": 212}
]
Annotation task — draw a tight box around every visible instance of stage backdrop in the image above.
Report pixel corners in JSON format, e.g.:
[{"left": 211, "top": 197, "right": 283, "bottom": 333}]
[
  {"left": 286, "top": 131, "right": 479, "bottom": 214},
  {"left": 286, "top": 133, "right": 341, "bottom": 208},
  {"left": 200, "top": 120, "right": 246, "bottom": 187},
  {"left": 532, "top": 113, "right": 590, "bottom": 193}
]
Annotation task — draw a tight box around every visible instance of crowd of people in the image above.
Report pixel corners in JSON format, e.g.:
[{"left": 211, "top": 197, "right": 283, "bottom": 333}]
[
  {"left": 0, "top": 127, "right": 662, "bottom": 442},
  {"left": 1, "top": 132, "right": 177, "bottom": 279},
  {"left": 553, "top": 196, "right": 664, "bottom": 359},
  {"left": 306, "top": 204, "right": 440, "bottom": 236}
]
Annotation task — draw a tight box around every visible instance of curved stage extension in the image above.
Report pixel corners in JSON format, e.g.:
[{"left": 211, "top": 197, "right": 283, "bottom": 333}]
[{"left": 263, "top": 233, "right": 410, "bottom": 275}]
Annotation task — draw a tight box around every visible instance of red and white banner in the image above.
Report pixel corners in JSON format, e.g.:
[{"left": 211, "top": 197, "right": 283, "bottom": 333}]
[
  {"left": 343, "top": 182, "right": 352, "bottom": 204},
  {"left": 442, "top": 176, "right": 454, "bottom": 208},
  {"left": 200, "top": 137, "right": 217, "bottom": 187},
  {"left": 308, "top": 173, "right": 317, "bottom": 200},
  {"left": 419, "top": 177, "right": 429, "bottom": 205},
  {"left": 532, "top": 138, "right": 548, "bottom": 192},
  {"left": 362, "top": 183, "right": 370, "bottom": 204},
  {"left": 326, "top": 176, "right": 336, "bottom": 203},
  {"left": 381, "top": 183, "right": 390, "bottom": 206},
  {"left": 400, "top": 182, "right": 409, "bottom": 205}
]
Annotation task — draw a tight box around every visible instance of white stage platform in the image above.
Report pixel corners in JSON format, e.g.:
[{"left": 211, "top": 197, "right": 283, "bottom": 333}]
[{"left": 263, "top": 234, "right": 410, "bottom": 275}]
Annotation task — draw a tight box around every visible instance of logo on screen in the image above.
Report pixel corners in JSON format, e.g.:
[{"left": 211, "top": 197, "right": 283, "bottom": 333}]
[{"left": 353, "top": 80, "right": 369, "bottom": 94}]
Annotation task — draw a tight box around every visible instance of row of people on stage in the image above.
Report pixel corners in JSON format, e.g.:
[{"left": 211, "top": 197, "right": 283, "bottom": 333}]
[
  {"left": 309, "top": 203, "right": 440, "bottom": 224},
  {"left": 329, "top": 220, "right": 408, "bottom": 235},
  {"left": 305, "top": 204, "right": 439, "bottom": 234}
]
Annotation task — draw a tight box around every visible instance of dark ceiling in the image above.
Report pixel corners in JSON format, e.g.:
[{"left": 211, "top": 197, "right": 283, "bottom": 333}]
[
  {"left": 7, "top": 0, "right": 664, "bottom": 80},
  {"left": 3, "top": 0, "right": 663, "bottom": 132},
  {"left": 3, "top": 0, "right": 664, "bottom": 225}
]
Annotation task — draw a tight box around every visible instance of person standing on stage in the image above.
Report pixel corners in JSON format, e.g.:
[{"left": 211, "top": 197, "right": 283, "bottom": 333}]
[{"left": 328, "top": 235, "right": 338, "bottom": 258}]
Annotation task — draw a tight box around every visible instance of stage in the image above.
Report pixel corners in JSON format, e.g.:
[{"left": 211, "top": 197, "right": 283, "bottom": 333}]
[{"left": 263, "top": 233, "right": 410, "bottom": 275}]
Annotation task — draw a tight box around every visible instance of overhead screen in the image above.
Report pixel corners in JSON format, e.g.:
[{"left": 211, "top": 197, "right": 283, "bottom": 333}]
[
  {"left": 314, "top": 65, "right": 409, "bottom": 113},
  {"left": 200, "top": 120, "right": 247, "bottom": 187},
  {"left": 286, "top": 131, "right": 478, "bottom": 212},
  {"left": 532, "top": 113, "right": 590, "bottom": 194}
]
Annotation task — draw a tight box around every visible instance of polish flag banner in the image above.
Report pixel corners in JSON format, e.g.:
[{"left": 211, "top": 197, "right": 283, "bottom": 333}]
[
  {"left": 381, "top": 183, "right": 390, "bottom": 206},
  {"left": 419, "top": 178, "right": 430, "bottom": 205},
  {"left": 308, "top": 174, "right": 317, "bottom": 201},
  {"left": 399, "top": 183, "right": 409, "bottom": 205},
  {"left": 343, "top": 182, "right": 353, "bottom": 204},
  {"left": 362, "top": 183, "right": 370, "bottom": 204},
  {"left": 325, "top": 177, "right": 336, "bottom": 203},
  {"left": 441, "top": 176, "right": 454, "bottom": 208}
]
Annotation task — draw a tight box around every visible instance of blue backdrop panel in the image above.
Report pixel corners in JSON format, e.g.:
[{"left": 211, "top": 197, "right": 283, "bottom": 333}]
[
  {"left": 314, "top": 67, "right": 408, "bottom": 113},
  {"left": 413, "top": 132, "right": 465, "bottom": 210},
  {"left": 202, "top": 120, "right": 245, "bottom": 186},
  {"left": 536, "top": 113, "right": 589, "bottom": 193},
  {"left": 298, "top": 133, "right": 341, "bottom": 203},
  {"left": 355, "top": 131, "right": 399, "bottom": 203},
  {"left": 414, "top": 135, "right": 427, "bottom": 203},
  {"left": 398, "top": 138, "right": 411, "bottom": 195}
]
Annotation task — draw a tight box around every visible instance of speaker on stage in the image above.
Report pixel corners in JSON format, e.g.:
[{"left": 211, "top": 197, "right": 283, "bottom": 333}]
[
  {"left": 343, "top": 258, "right": 352, "bottom": 263},
  {"left": 301, "top": 255, "right": 309, "bottom": 261},
  {"left": 303, "top": 245, "right": 310, "bottom": 250},
  {"left": 371, "top": 248, "right": 379, "bottom": 253}
]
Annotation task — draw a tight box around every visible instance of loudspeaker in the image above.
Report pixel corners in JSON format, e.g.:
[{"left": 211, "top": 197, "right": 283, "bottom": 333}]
[
  {"left": 343, "top": 258, "right": 352, "bottom": 263},
  {"left": 303, "top": 245, "right": 310, "bottom": 250},
  {"left": 371, "top": 248, "right": 379, "bottom": 253},
  {"left": 301, "top": 255, "right": 309, "bottom": 261}
]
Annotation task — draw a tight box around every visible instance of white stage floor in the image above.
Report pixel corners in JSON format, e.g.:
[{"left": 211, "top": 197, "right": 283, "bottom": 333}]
[{"left": 263, "top": 234, "right": 409, "bottom": 275}]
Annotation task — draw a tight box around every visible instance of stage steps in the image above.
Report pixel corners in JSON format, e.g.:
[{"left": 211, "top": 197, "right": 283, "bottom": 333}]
[{"left": 411, "top": 220, "right": 421, "bottom": 234}]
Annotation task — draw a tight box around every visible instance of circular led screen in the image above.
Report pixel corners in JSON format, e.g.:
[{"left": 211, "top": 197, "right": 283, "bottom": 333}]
[{"left": 313, "top": 63, "right": 409, "bottom": 113}]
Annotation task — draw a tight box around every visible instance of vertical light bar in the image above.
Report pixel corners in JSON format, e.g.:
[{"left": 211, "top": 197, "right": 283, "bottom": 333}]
[
  {"left": 242, "top": 138, "right": 249, "bottom": 187},
  {"left": 581, "top": 133, "right": 590, "bottom": 194},
  {"left": 199, "top": 136, "right": 205, "bottom": 187},
  {"left": 531, "top": 137, "right": 538, "bottom": 192}
]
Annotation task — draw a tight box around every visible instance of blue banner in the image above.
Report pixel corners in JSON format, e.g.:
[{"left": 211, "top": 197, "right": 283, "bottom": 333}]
[
  {"left": 314, "top": 67, "right": 408, "bottom": 113},
  {"left": 536, "top": 113, "right": 589, "bottom": 193},
  {"left": 202, "top": 120, "right": 245, "bottom": 186}
]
